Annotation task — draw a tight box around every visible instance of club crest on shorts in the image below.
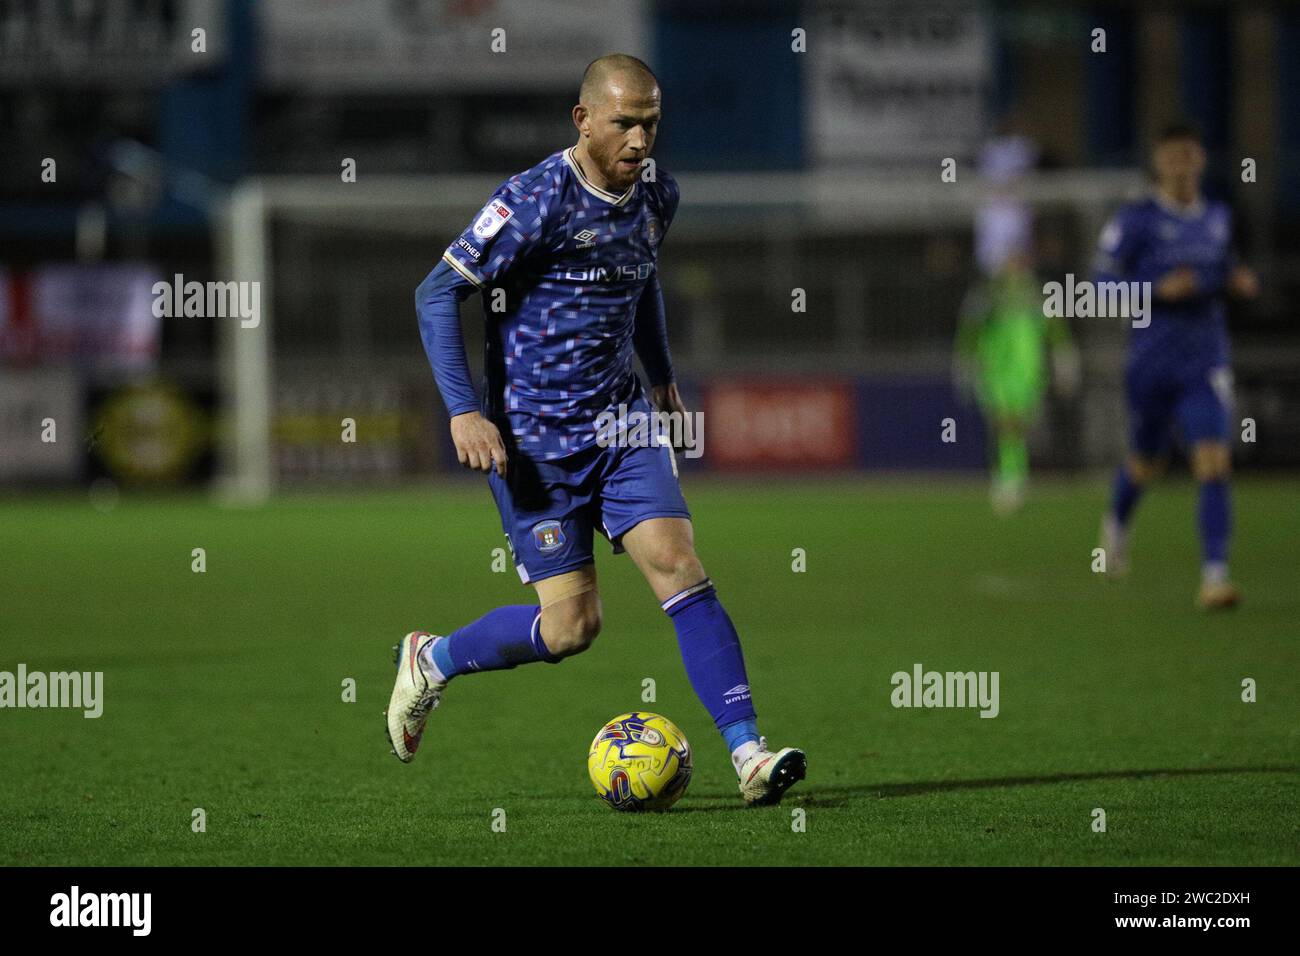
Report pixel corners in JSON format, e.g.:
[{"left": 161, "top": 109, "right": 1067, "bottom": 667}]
[{"left": 532, "top": 520, "right": 565, "bottom": 553}]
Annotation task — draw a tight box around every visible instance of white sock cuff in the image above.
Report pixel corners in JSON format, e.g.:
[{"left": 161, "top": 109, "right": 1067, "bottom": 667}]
[
  {"left": 730, "top": 739, "right": 761, "bottom": 777},
  {"left": 420, "top": 636, "right": 448, "bottom": 684},
  {"left": 660, "top": 578, "right": 714, "bottom": 613},
  {"left": 1202, "top": 561, "right": 1228, "bottom": 586}
]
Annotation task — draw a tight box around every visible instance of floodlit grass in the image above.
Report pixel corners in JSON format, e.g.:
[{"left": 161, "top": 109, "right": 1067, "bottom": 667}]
[{"left": 2, "top": 478, "right": 1296, "bottom": 865}]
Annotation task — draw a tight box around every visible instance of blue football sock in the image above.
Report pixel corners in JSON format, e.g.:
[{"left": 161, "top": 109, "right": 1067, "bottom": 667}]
[
  {"left": 431, "top": 605, "right": 556, "bottom": 681},
  {"left": 721, "top": 718, "right": 760, "bottom": 752},
  {"left": 1198, "top": 479, "right": 1231, "bottom": 566},
  {"left": 664, "top": 579, "right": 758, "bottom": 738},
  {"left": 1111, "top": 465, "right": 1142, "bottom": 525}
]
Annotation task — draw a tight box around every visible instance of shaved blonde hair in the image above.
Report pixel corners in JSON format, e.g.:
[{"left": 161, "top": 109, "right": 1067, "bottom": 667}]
[{"left": 579, "top": 53, "right": 659, "bottom": 107}]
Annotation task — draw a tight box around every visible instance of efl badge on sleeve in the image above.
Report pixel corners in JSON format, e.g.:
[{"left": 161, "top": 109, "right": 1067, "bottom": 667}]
[
  {"left": 473, "top": 199, "right": 513, "bottom": 241},
  {"left": 533, "top": 520, "right": 566, "bottom": 553}
]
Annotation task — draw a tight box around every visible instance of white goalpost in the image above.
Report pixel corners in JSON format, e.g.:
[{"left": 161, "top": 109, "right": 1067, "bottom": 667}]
[{"left": 213, "top": 174, "right": 506, "bottom": 504}]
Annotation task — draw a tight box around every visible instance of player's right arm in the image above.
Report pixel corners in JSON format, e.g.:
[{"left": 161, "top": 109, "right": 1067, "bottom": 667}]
[
  {"left": 951, "top": 282, "right": 987, "bottom": 398},
  {"left": 415, "top": 260, "right": 509, "bottom": 476},
  {"left": 415, "top": 184, "right": 549, "bottom": 476},
  {"left": 1094, "top": 204, "right": 1191, "bottom": 304},
  {"left": 1092, "top": 205, "right": 1144, "bottom": 288}
]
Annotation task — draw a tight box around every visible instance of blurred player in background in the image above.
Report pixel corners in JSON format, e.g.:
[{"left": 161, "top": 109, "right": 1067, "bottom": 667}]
[
  {"left": 1095, "top": 124, "right": 1259, "bottom": 609},
  {"left": 956, "top": 256, "right": 1078, "bottom": 514},
  {"left": 957, "top": 127, "right": 1079, "bottom": 514},
  {"left": 391, "top": 54, "right": 805, "bottom": 805}
]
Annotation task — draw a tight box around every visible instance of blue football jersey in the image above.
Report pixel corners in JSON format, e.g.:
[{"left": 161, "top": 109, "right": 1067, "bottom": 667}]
[
  {"left": 1093, "top": 196, "right": 1236, "bottom": 382},
  {"left": 440, "top": 147, "right": 679, "bottom": 461}
]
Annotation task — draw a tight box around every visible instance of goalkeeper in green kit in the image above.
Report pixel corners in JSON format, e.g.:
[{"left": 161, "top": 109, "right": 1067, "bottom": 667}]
[{"left": 955, "top": 253, "right": 1079, "bottom": 514}]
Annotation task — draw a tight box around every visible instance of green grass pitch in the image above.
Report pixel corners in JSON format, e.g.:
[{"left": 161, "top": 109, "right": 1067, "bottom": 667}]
[{"left": 2, "top": 477, "right": 1296, "bottom": 866}]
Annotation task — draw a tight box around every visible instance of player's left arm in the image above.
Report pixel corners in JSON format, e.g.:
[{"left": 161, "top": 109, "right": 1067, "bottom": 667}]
[
  {"left": 637, "top": 174, "right": 685, "bottom": 418},
  {"left": 634, "top": 275, "right": 681, "bottom": 413},
  {"left": 1227, "top": 263, "right": 1260, "bottom": 299},
  {"left": 1194, "top": 206, "right": 1260, "bottom": 301},
  {"left": 1036, "top": 285, "right": 1082, "bottom": 396},
  {"left": 1223, "top": 228, "right": 1261, "bottom": 300}
]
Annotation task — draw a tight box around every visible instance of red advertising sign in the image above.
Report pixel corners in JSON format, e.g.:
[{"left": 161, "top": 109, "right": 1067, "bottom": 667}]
[
  {"left": 0, "top": 265, "right": 161, "bottom": 369},
  {"left": 702, "top": 379, "right": 857, "bottom": 470}
]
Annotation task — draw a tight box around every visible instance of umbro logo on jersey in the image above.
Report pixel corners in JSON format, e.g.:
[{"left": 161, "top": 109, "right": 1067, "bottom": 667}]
[{"left": 574, "top": 229, "right": 597, "bottom": 249}]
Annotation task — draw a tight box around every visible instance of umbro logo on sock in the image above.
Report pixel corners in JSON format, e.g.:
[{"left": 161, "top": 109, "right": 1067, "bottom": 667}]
[{"left": 723, "top": 684, "right": 751, "bottom": 704}]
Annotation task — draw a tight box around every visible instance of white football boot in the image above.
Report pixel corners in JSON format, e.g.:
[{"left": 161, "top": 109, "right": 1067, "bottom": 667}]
[
  {"left": 384, "top": 631, "right": 445, "bottom": 763},
  {"left": 738, "top": 737, "right": 807, "bottom": 806},
  {"left": 1196, "top": 580, "right": 1242, "bottom": 611}
]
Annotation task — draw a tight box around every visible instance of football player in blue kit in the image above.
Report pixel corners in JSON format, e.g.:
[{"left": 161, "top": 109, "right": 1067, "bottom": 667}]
[
  {"left": 389, "top": 54, "right": 806, "bottom": 805},
  {"left": 1095, "top": 124, "right": 1259, "bottom": 609}
]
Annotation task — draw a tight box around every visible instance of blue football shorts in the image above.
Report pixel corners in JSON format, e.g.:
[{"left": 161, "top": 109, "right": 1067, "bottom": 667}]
[
  {"left": 487, "top": 434, "right": 691, "bottom": 585},
  {"left": 1126, "top": 364, "right": 1233, "bottom": 457}
]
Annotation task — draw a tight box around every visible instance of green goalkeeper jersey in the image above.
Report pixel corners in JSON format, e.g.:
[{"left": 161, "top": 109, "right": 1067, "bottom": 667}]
[{"left": 957, "top": 269, "right": 1067, "bottom": 414}]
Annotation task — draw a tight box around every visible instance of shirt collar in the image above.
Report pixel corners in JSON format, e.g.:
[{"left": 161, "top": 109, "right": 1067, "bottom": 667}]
[
  {"left": 1153, "top": 191, "right": 1205, "bottom": 221},
  {"left": 564, "top": 147, "right": 636, "bottom": 207}
]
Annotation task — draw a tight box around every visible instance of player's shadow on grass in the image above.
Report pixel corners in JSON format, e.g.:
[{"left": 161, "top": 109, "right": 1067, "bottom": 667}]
[{"left": 677, "top": 765, "right": 1300, "bottom": 812}]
